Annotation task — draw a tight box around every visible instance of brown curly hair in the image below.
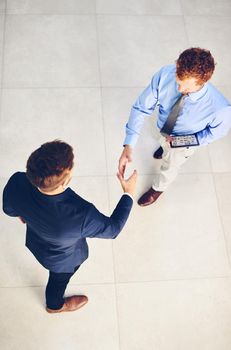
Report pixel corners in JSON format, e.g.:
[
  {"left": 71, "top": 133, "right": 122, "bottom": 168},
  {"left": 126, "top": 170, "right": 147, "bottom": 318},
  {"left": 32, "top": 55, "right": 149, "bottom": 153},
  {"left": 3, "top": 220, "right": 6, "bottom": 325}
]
[
  {"left": 176, "top": 48, "right": 215, "bottom": 84},
  {"left": 26, "top": 140, "right": 74, "bottom": 191}
]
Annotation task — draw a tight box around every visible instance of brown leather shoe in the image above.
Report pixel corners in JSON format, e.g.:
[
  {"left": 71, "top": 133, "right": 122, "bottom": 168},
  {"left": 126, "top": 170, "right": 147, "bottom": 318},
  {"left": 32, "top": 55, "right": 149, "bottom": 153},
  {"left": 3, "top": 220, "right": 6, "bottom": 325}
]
[
  {"left": 46, "top": 295, "right": 88, "bottom": 314},
  {"left": 138, "top": 187, "right": 163, "bottom": 206}
]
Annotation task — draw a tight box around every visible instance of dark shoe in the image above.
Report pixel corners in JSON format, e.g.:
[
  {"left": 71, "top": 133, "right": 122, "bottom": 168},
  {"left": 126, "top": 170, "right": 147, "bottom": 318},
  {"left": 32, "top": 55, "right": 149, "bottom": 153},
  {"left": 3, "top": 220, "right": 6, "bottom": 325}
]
[
  {"left": 138, "top": 187, "right": 163, "bottom": 207},
  {"left": 153, "top": 146, "right": 163, "bottom": 159},
  {"left": 46, "top": 295, "right": 88, "bottom": 313}
]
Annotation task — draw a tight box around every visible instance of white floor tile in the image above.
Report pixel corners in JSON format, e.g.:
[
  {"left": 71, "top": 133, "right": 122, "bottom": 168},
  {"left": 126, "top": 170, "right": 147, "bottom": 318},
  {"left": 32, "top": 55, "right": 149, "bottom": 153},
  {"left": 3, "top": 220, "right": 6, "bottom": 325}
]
[
  {"left": 214, "top": 173, "right": 231, "bottom": 264},
  {"left": 0, "top": 88, "right": 106, "bottom": 177},
  {"left": 0, "top": 0, "right": 5, "bottom": 14},
  {"left": 117, "top": 278, "right": 231, "bottom": 350},
  {"left": 208, "top": 130, "right": 231, "bottom": 172},
  {"left": 7, "top": 0, "right": 95, "bottom": 14},
  {"left": 3, "top": 15, "right": 100, "bottom": 87},
  {"left": 0, "top": 14, "right": 4, "bottom": 81},
  {"left": 217, "top": 85, "right": 231, "bottom": 101},
  {"left": 96, "top": 0, "right": 182, "bottom": 15},
  {"left": 109, "top": 174, "right": 231, "bottom": 282},
  {"left": 182, "top": 0, "right": 231, "bottom": 15},
  {"left": 98, "top": 15, "right": 188, "bottom": 86},
  {"left": 185, "top": 16, "right": 231, "bottom": 86},
  {"left": 0, "top": 284, "right": 120, "bottom": 350}
]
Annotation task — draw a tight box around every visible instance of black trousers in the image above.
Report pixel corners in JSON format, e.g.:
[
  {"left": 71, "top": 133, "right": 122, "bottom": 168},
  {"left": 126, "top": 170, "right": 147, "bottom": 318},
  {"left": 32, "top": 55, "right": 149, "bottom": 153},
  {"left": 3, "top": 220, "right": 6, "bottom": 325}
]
[{"left": 45, "top": 265, "right": 80, "bottom": 310}]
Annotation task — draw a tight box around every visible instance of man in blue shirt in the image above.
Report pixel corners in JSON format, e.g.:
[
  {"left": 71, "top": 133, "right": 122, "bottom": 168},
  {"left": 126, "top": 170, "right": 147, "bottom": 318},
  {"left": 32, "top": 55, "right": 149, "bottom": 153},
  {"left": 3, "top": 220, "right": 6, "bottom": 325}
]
[
  {"left": 3, "top": 140, "right": 137, "bottom": 313},
  {"left": 118, "top": 47, "right": 231, "bottom": 206}
]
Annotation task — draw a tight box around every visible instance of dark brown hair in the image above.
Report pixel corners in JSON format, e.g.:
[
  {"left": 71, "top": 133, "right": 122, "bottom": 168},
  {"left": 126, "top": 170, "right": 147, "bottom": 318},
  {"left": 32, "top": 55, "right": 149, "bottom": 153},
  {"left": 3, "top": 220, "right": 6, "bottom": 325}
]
[
  {"left": 26, "top": 140, "right": 74, "bottom": 191},
  {"left": 176, "top": 48, "right": 215, "bottom": 84}
]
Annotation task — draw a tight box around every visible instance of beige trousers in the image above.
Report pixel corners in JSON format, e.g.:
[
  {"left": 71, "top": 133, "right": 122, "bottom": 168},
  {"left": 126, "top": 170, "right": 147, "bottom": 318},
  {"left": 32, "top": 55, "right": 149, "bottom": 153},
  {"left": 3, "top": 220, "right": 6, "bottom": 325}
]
[{"left": 152, "top": 136, "right": 197, "bottom": 192}]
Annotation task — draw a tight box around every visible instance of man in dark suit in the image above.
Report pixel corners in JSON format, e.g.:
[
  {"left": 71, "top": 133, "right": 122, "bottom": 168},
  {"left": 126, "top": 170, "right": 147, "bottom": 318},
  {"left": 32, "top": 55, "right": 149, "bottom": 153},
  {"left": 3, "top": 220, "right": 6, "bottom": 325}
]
[{"left": 3, "top": 140, "right": 137, "bottom": 314}]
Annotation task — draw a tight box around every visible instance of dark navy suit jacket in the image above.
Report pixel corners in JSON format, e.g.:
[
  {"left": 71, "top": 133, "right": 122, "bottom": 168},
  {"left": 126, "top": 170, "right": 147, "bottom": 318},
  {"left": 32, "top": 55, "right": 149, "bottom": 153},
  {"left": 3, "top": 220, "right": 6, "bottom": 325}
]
[{"left": 2, "top": 172, "right": 133, "bottom": 273}]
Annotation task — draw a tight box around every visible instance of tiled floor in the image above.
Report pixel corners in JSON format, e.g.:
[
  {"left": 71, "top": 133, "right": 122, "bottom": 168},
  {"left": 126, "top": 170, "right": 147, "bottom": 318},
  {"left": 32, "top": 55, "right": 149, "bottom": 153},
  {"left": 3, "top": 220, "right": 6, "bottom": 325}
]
[{"left": 0, "top": 1, "right": 231, "bottom": 349}]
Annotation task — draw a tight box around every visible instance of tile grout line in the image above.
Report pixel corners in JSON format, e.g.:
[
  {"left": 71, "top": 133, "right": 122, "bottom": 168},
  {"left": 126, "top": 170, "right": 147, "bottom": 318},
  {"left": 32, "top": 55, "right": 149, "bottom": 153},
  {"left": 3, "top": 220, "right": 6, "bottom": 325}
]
[
  {"left": 89, "top": 5, "right": 119, "bottom": 315},
  {"left": 1, "top": 273, "right": 231, "bottom": 289},
  {"left": 95, "top": 12, "right": 122, "bottom": 350},
  {"left": 207, "top": 147, "right": 231, "bottom": 270},
  {"left": 1, "top": 84, "right": 231, "bottom": 89},
  {"left": 3, "top": 12, "right": 231, "bottom": 17},
  {"left": 1, "top": 85, "right": 146, "bottom": 89}
]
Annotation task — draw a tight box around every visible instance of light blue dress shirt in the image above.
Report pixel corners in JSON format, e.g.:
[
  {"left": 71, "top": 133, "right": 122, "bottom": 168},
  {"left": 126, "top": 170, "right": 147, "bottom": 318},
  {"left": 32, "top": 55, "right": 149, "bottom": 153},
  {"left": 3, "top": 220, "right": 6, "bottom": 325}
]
[{"left": 124, "top": 64, "right": 231, "bottom": 146}]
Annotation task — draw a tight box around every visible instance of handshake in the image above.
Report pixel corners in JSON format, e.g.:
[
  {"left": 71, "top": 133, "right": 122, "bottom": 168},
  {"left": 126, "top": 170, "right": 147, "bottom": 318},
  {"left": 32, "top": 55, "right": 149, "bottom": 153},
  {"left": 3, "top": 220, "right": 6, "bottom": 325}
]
[{"left": 117, "top": 145, "right": 137, "bottom": 197}]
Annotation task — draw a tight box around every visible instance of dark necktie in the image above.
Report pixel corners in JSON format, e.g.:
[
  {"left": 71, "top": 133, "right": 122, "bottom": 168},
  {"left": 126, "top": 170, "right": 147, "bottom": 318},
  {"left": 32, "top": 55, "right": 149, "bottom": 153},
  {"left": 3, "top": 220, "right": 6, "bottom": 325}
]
[{"left": 160, "top": 95, "right": 186, "bottom": 137}]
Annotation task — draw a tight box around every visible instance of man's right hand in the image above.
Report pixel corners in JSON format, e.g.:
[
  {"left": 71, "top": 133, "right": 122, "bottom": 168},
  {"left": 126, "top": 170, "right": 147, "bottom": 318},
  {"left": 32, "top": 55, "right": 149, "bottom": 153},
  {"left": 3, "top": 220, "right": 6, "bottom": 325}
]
[
  {"left": 118, "top": 145, "right": 133, "bottom": 177},
  {"left": 117, "top": 169, "right": 137, "bottom": 197}
]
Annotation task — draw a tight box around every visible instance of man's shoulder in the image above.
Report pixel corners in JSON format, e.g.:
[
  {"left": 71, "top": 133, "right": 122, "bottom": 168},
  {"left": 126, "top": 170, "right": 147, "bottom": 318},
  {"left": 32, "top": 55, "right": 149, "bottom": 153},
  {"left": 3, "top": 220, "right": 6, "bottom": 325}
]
[
  {"left": 153, "top": 64, "right": 176, "bottom": 85},
  {"left": 67, "top": 188, "right": 93, "bottom": 209},
  {"left": 158, "top": 64, "right": 176, "bottom": 76},
  {"left": 152, "top": 64, "right": 175, "bottom": 77},
  {"left": 3, "top": 172, "right": 29, "bottom": 203},
  {"left": 207, "top": 83, "right": 230, "bottom": 109},
  {"left": 6, "top": 172, "right": 27, "bottom": 187}
]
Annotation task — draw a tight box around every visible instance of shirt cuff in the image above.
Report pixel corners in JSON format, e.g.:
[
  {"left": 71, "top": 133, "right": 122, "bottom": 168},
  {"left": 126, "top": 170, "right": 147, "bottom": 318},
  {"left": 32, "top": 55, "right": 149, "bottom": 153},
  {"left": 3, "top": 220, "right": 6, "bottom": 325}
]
[
  {"left": 123, "top": 192, "right": 134, "bottom": 201},
  {"left": 123, "top": 134, "right": 138, "bottom": 148}
]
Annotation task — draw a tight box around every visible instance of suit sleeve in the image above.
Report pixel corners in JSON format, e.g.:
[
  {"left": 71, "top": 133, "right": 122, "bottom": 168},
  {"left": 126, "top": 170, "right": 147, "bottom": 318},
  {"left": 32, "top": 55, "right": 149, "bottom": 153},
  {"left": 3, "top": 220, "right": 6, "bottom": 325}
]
[
  {"left": 81, "top": 194, "right": 133, "bottom": 239},
  {"left": 2, "top": 180, "right": 19, "bottom": 217}
]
